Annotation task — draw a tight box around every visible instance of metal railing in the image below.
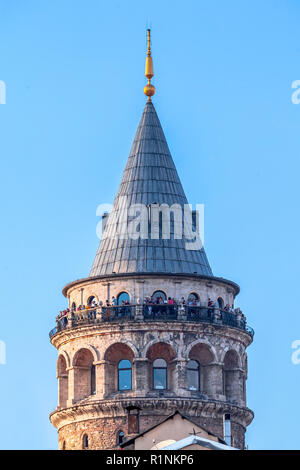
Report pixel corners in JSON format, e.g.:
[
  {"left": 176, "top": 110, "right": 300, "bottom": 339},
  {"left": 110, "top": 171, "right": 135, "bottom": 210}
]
[
  {"left": 142, "top": 304, "right": 179, "bottom": 321},
  {"left": 50, "top": 305, "right": 254, "bottom": 339}
]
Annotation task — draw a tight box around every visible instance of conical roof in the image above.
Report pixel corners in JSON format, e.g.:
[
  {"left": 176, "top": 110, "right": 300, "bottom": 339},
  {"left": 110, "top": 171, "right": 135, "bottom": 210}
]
[{"left": 90, "top": 101, "right": 213, "bottom": 277}]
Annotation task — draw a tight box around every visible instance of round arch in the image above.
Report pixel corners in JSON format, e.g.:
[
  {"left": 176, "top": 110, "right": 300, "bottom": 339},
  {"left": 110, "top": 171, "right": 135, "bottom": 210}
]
[
  {"left": 151, "top": 290, "right": 167, "bottom": 303},
  {"left": 117, "top": 291, "right": 130, "bottom": 305},
  {"left": 72, "top": 345, "right": 99, "bottom": 367},
  {"left": 86, "top": 294, "right": 99, "bottom": 306},
  {"left": 220, "top": 347, "right": 241, "bottom": 368},
  {"left": 104, "top": 342, "right": 136, "bottom": 362},
  {"left": 184, "top": 339, "right": 217, "bottom": 362},
  {"left": 188, "top": 343, "right": 215, "bottom": 365},
  {"left": 145, "top": 341, "right": 176, "bottom": 362},
  {"left": 223, "top": 349, "right": 241, "bottom": 369},
  {"left": 217, "top": 297, "right": 224, "bottom": 309},
  {"left": 56, "top": 350, "right": 70, "bottom": 373},
  {"left": 187, "top": 292, "right": 200, "bottom": 304},
  {"left": 142, "top": 338, "right": 178, "bottom": 359}
]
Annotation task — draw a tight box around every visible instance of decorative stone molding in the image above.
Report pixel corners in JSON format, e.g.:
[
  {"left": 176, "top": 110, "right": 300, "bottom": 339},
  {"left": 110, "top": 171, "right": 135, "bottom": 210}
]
[{"left": 50, "top": 397, "right": 254, "bottom": 431}]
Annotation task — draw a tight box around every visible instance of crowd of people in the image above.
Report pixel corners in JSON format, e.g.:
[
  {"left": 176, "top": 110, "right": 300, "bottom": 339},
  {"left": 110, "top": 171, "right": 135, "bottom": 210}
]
[{"left": 56, "top": 296, "right": 235, "bottom": 321}]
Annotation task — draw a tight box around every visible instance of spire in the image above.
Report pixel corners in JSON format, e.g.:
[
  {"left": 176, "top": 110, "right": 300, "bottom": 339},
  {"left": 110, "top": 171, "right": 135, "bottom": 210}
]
[
  {"left": 90, "top": 101, "right": 213, "bottom": 277},
  {"left": 144, "top": 29, "right": 155, "bottom": 101},
  {"left": 90, "top": 31, "right": 212, "bottom": 278}
]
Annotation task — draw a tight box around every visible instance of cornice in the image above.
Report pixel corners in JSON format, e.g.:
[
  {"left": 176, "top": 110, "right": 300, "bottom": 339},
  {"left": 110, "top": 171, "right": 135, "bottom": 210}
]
[
  {"left": 50, "top": 320, "right": 253, "bottom": 349},
  {"left": 62, "top": 273, "right": 240, "bottom": 298},
  {"left": 50, "top": 397, "right": 254, "bottom": 431}
]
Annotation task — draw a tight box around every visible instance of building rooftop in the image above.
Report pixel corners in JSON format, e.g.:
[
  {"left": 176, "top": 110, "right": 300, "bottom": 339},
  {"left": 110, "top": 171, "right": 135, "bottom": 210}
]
[{"left": 90, "top": 100, "right": 213, "bottom": 278}]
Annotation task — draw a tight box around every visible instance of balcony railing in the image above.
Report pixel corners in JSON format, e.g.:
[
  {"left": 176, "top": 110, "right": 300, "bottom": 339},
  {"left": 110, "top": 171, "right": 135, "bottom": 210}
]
[{"left": 50, "top": 304, "right": 254, "bottom": 339}]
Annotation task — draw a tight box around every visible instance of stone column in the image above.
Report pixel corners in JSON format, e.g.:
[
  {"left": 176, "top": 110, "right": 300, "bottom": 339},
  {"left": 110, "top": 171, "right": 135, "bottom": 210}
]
[
  {"left": 133, "top": 358, "right": 150, "bottom": 396},
  {"left": 66, "top": 366, "right": 75, "bottom": 407},
  {"left": 57, "top": 374, "right": 68, "bottom": 409},
  {"left": 94, "top": 360, "right": 106, "bottom": 398},
  {"left": 177, "top": 304, "right": 186, "bottom": 321},
  {"left": 175, "top": 359, "right": 190, "bottom": 397},
  {"left": 213, "top": 308, "right": 222, "bottom": 325},
  {"left": 203, "top": 363, "right": 225, "bottom": 400},
  {"left": 68, "top": 365, "right": 91, "bottom": 403},
  {"left": 134, "top": 304, "right": 144, "bottom": 321},
  {"left": 224, "top": 368, "right": 244, "bottom": 404}
]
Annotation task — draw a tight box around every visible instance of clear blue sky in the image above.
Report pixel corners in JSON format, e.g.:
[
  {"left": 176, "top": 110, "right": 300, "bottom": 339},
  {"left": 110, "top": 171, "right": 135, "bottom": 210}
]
[{"left": 0, "top": 0, "right": 299, "bottom": 450}]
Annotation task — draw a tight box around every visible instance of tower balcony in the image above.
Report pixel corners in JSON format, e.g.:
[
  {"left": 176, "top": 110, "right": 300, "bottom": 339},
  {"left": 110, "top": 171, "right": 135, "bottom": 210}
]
[{"left": 49, "top": 305, "right": 254, "bottom": 339}]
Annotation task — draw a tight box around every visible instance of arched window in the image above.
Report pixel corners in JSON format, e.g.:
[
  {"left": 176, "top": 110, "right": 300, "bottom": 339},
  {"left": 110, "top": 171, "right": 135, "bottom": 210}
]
[
  {"left": 151, "top": 291, "right": 167, "bottom": 303},
  {"left": 117, "top": 430, "right": 125, "bottom": 445},
  {"left": 71, "top": 302, "right": 76, "bottom": 310},
  {"left": 217, "top": 297, "right": 224, "bottom": 309},
  {"left": 62, "top": 441, "right": 66, "bottom": 450},
  {"left": 118, "top": 360, "right": 132, "bottom": 391},
  {"left": 187, "top": 360, "right": 200, "bottom": 391},
  {"left": 188, "top": 293, "right": 200, "bottom": 304},
  {"left": 153, "top": 358, "right": 167, "bottom": 390},
  {"left": 87, "top": 296, "right": 96, "bottom": 306},
  {"left": 83, "top": 434, "right": 88, "bottom": 449},
  {"left": 91, "top": 365, "right": 96, "bottom": 395},
  {"left": 117, "top": 292, "right": 130, "bottom": 305}
]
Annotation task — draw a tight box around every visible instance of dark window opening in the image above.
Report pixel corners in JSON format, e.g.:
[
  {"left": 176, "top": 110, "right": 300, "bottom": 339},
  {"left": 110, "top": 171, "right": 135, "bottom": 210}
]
[
  {"left": 117, "top": 431, "right": 125, "bottom": 445},
  {"left": 83, "top": 434, "right": 89, "bottom": 449},
  {"left": 87, "top": 296, "right": 96, "bottom": 306}
]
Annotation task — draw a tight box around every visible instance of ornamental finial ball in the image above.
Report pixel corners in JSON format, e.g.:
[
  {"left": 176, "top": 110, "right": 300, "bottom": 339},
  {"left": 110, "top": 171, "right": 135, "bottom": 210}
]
[{"left": 144, "top": 83, "right": 155, "bottom": 98}]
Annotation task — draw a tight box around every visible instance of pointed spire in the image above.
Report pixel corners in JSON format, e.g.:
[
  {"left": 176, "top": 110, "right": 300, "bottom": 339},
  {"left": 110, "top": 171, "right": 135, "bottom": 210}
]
[
  {"left": 144, "top": 29, "right": 155, "bottom": 101},
  {"left": 90, "top": 101, "right": 213, "bottom": 277}
]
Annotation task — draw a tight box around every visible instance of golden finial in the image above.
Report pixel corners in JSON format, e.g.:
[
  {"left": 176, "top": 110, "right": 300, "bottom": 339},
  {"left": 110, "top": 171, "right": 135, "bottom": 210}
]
[{"left": 144, "top": 29, "right": 155, "bottom": 101}]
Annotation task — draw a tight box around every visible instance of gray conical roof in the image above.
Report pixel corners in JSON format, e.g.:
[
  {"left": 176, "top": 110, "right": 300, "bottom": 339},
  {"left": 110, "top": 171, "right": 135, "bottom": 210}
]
[{"left": 90, "top": 101, "right": 213, "bottom": 277}]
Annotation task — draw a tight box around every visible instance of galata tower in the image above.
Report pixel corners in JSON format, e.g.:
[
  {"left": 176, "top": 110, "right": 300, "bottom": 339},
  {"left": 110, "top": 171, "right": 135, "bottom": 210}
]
[{"left": 49, "top": 30, "right": 254, "bottom": 450}]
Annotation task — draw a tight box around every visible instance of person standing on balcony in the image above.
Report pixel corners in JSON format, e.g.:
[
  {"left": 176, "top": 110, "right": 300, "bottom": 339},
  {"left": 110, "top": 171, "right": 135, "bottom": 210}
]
[{"left": 208, "top": 298, "right": 215, "bottom": 317}]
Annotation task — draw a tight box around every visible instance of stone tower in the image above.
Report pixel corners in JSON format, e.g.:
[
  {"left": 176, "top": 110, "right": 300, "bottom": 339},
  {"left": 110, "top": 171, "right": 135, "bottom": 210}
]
[{"left": 49, "top": 31, "right": 254, "bottom": 450}]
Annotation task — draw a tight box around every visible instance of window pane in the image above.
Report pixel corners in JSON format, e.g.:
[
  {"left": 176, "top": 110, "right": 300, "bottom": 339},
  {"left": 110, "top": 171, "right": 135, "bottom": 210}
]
[
  {"left": 187, "top": 369, "right": 199, "bottom": 391},
  {"left": 119, "top": 359, "right": 131, "bottom": 369},
  {"left": 119, "top": 369, "right": 132, "bottom": 390},
  {"left": 153, "top": 358, "right": 167, "bottom": 367},
  {"left": 187, "top": 360, "right": 198, "bottom": 370},
  {"left": 224, "top": 417, "right": 231, "bottom": 445},
  {"left": 154, "top": 368, "right": 167, "bottom": 389}
]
